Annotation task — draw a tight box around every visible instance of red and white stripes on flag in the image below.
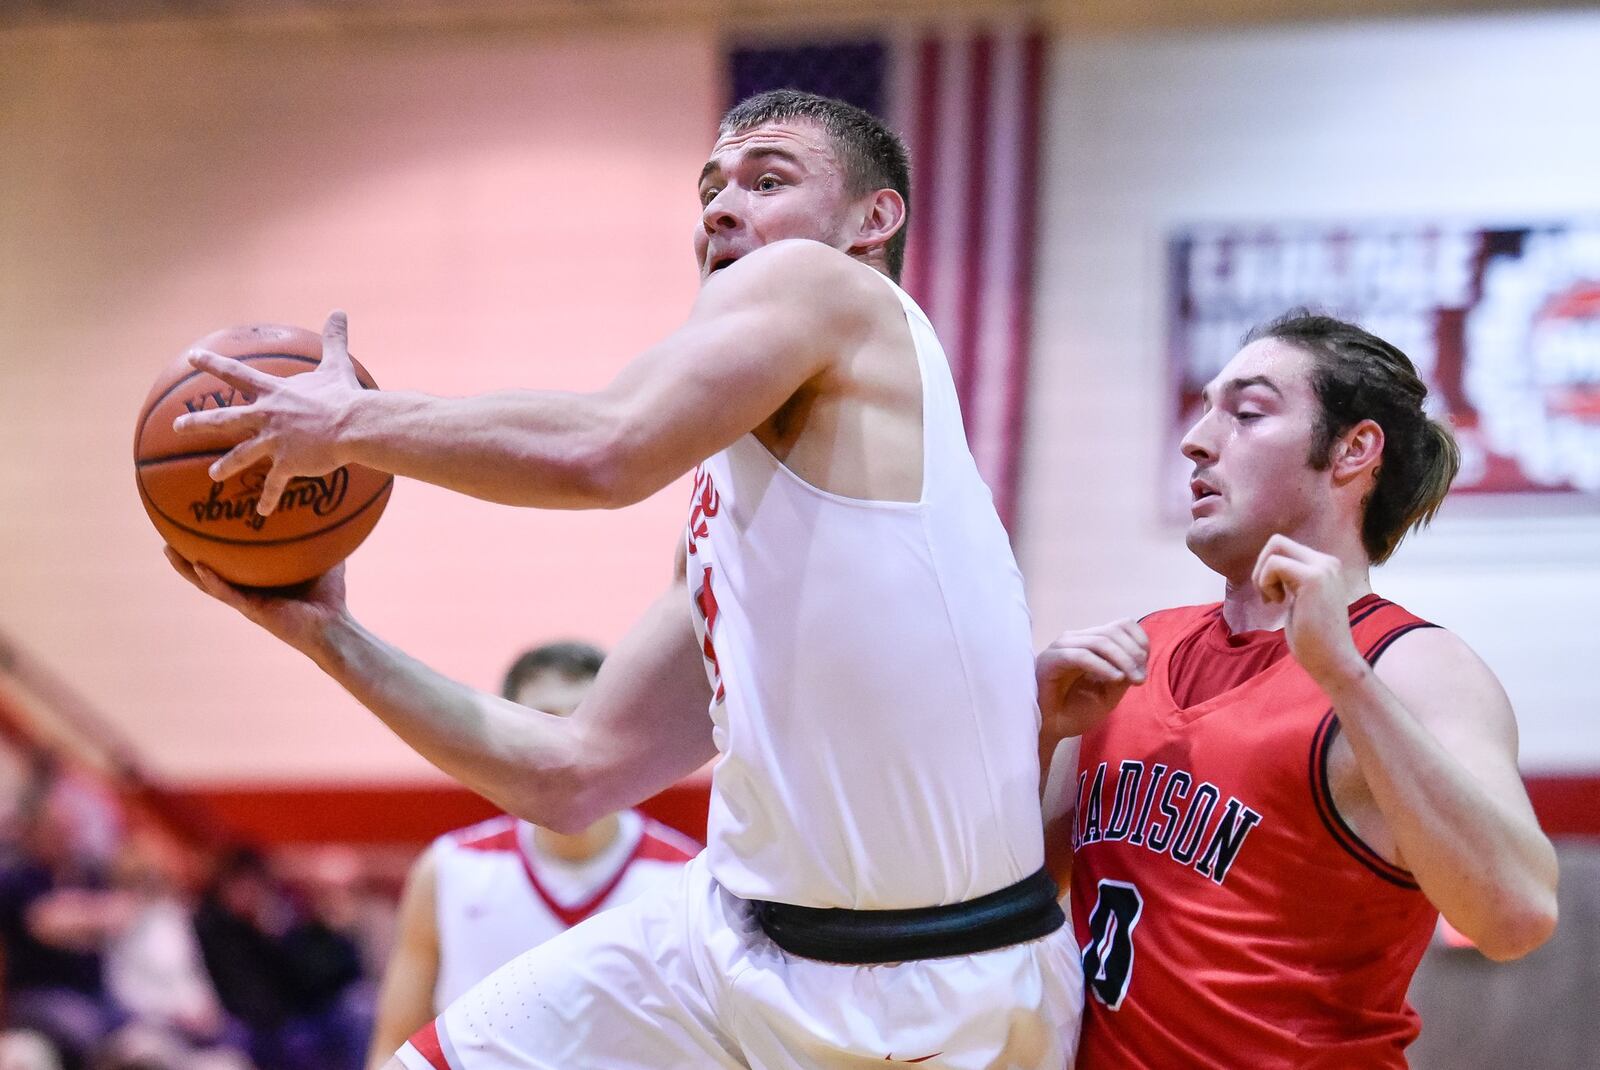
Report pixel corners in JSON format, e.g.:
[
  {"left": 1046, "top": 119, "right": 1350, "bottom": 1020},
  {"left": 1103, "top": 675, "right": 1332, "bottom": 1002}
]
[{"left": 889, "top": 26, "right": 1047, "bottom": 532}]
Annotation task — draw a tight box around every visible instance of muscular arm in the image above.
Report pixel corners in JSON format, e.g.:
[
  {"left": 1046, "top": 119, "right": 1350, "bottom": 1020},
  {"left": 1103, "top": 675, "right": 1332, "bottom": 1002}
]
[
  {"left": 1325, "top": 628, "right": 1558, "bottom": 960},
  {"left": 1034, "top": 619, "right": 1150, "bottom": 888},
  {"left": 171, "top": 528, "right": 716, "bottom": 835},
  {"left": 367, "top": 848, "right": 440, "bottom": 1069},
  {"left": 183, "top": 240, "right": 880, "bottom": 513},
  {"left": 1040, "top": 737, "right": 1081, "bottom": 888},
  {"left": 308, "top": 556, "right": 716, "bottom": 832}
]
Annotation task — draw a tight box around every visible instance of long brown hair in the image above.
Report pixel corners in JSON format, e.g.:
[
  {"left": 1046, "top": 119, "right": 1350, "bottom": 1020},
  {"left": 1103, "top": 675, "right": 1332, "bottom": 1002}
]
[{"left": 1245, "top": 311, "right": 1460, "bottom": 564}]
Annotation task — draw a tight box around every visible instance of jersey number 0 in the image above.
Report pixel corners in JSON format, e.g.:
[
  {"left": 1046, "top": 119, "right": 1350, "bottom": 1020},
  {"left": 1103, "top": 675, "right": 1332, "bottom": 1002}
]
[{"left": 1082, "top": 879, "right": 1144, "bottom": 1011}]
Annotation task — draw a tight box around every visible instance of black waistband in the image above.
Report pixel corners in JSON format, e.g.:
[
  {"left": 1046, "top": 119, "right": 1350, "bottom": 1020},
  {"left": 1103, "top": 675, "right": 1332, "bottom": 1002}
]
[{"left": 751, "top": 868, "right": 1064, "bottom": 965}]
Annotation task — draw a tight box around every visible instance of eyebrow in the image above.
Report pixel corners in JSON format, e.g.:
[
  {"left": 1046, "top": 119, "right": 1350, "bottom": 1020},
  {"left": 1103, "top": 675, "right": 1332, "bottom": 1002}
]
[
  {"left": 1202, "top": 375, "right": 1284, "bottom": 405},
  {"left": 698, "top": 147, "right": 805, "bottom": 187}
]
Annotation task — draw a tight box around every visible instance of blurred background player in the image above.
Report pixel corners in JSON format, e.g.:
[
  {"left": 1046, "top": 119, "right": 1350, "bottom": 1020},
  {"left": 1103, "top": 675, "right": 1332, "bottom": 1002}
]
[
  {"left": 365, "top": 642, "right": 697, "bottom": 1069},
  {"left": 1037, "top": 311, "right": 1559, "bottom": 1067}
]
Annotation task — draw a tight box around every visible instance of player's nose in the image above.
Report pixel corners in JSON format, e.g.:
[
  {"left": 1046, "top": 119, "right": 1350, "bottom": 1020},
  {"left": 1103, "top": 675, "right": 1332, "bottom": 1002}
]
[
  {"left": 1179, "top": 411, "right": 1217, "bottom": 464},
  {"left": 701, "top": 188, "right": 743, "bottom": 233}
]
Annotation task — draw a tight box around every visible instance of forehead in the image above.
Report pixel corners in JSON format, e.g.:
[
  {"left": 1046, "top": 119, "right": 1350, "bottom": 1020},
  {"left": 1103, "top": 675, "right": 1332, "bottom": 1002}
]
[
  {"left": 1206, "top": 337, "right": 1315, "bottom": 397},
  {"left": 517, "top": 668, "right": 590, "bottom": 693},
  {"left": 704, "top": 120, "right": 839, "bottom": 173}
]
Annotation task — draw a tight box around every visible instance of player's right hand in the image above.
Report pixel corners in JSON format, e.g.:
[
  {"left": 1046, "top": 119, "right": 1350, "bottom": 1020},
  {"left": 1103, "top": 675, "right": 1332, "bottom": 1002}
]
[
  {"left": 172, "top": 310, "right": 362, "bottom": 518},
  {"left": 164, "top": 547, "right": 350, "bottom": 654},
  {"left": 1035, "top": 619, "right": 1149, "bottom": 741}
]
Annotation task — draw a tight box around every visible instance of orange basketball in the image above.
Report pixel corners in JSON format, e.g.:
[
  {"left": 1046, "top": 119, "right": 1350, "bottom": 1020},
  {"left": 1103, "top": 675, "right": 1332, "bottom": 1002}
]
[{"left": 134, "top": 324, "right": 393, "bottom": 588}]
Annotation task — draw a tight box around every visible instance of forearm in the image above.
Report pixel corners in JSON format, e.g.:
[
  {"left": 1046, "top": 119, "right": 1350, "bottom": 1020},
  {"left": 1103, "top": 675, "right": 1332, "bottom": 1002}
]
[
  {"left": 340, "top": 388, "right": 624, "bottom": 509},
  {"left": 307, "top": 613, "right": 584, "bottom": 827},
  {"left": 1324, "top": 666, "right": 1557, "bottom": 954},
  {"left": 1039, "top": 737, "right": 1080, "bottom": 888}
]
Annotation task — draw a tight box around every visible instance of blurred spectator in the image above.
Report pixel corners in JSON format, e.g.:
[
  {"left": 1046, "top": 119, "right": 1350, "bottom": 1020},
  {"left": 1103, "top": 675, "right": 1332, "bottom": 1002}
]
[
  {"left": 103, "top": 840, "right": 235, "bottom": 1051},
  {"left": 0, "top": 762, "right": 136, "bottom": 1069},
  {"left": 87, "top": 1021, "right": 255, "bottom": 1070},
  {"left": 0, "top": 743, "right": 383, "bottom": 1070},
  {"left": 192, "top": 850, "right": 364, "bottom": 1070}
]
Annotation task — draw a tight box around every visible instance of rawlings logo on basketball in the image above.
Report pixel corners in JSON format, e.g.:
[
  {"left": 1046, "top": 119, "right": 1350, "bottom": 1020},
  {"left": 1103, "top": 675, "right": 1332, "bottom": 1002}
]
[
  {"left": 180, "top": 386, "right": 256, "bottom": 414},
  {"left": 188, "top": 467, "right": 350, "bottom": 531}
]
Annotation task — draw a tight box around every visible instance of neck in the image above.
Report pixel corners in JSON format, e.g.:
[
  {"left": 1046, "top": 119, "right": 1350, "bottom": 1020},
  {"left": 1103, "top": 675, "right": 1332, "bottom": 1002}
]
[
  {"left": 532, "top": 813, "right": 621, "bottom": 864},
  {"left": 1219, "top": 543, "right": 1372, "bottom": 634}
]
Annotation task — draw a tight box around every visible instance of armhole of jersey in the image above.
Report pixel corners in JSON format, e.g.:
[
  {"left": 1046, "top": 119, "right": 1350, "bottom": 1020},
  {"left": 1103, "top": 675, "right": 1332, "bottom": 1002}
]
[{"left": 1308, "top": 621, "right": 1439, "bottom": 891}]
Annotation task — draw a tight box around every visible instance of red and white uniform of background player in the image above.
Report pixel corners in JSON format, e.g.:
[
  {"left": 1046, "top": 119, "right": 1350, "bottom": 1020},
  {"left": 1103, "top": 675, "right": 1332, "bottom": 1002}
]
[
  {"left": 1071, "top": 594, "right": 1438, "bottom": 1068},
  {"left": 431, "top": 812, "right": 697, "bottom": 1009}
]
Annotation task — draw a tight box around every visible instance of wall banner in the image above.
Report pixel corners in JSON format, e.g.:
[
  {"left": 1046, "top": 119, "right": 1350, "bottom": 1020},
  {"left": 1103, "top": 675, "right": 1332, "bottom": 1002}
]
[{"left": 1169, "top": 223, "right": 1600, "bottom": 501}]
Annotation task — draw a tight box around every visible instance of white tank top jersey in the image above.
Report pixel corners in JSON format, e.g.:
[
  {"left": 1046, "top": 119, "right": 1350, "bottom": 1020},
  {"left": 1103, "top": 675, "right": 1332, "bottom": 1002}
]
[
  {"left": 431, "top": 811, "right": 698, "bottom": 1009},
  {"left": 685, "top": 273, "right": 1045, "bottom": 911}
]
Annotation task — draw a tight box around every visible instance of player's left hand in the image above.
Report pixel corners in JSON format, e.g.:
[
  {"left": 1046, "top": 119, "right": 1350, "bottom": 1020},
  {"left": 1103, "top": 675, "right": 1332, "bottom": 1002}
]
[
  {"left": 171, "top": 310, "right": 361, "bottom": 517},
  {"left": 1252, "top": 534, "right": 1367, "bottom": 688},
  {"left": 164, "top": 546, "right": 351, "bottom": 655}
]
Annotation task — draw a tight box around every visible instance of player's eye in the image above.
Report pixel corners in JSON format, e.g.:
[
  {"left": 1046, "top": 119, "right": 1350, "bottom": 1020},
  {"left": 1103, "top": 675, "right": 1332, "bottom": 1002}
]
[
  {"left": 756, "top": 175, "right": 783, "bottom": 192},
  {"left": 700, "top": 186, "right": 721, "bottom": 206}
]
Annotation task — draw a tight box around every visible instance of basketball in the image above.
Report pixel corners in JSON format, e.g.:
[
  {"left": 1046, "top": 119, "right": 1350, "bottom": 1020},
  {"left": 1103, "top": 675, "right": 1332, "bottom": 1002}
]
[{"left": 134, "top": 324, "right": 393, "bottom": 588}]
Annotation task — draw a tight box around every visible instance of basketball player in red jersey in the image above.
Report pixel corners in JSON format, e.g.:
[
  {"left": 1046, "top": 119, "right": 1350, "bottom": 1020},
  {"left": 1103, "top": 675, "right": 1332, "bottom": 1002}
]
[
  {"left": 1037, "top": 312, "right": 1559, "bottom": 1067},
  {"left": 167, "top": 89, "right": 1079, "bottom": 1069}
]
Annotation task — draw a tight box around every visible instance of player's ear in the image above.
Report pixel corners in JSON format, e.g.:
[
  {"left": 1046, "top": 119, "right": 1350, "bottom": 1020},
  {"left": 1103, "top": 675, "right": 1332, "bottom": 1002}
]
[
  {"left": 1331, "top": 418, "right": 1384, "bottom": 486},
  {"left": 851, "top": 188, "right": 906, "bottom": 257}
]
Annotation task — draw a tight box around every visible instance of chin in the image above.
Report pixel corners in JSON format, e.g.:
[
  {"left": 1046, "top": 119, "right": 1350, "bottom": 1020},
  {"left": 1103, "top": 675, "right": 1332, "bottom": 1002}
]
[
  {"left": 1185, "top": 525, "right": 1248, "bottom": 580},
  {"left": 1184, "top": 519, "right": 1222, "bottom": 555}
]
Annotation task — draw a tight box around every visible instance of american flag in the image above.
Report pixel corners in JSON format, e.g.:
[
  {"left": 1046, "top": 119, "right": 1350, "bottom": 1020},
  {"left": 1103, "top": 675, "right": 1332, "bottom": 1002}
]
[{"left": 730, "top": 24, "right": 1048, "bottom": 530}]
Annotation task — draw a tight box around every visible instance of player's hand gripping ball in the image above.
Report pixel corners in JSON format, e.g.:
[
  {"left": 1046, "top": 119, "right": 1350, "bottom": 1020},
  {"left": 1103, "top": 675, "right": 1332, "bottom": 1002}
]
[{"left": 134, "top": 324, "right": 392, "bottom": 587}]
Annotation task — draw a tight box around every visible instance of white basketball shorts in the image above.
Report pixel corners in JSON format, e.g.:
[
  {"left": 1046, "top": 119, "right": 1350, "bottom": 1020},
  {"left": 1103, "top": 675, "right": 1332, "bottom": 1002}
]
[{"left": 394, "top": 853, "right": 1083, "bottom": 1070}]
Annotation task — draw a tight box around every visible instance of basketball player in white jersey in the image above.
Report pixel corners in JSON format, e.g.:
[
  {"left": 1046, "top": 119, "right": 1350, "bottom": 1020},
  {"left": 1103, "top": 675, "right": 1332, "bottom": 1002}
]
[
  {"left": 168, "top": 90, "right": 1083, "bottom": 1068},
  {"left": 365, "top": 642, "right": 697, "bottom": 1069}
]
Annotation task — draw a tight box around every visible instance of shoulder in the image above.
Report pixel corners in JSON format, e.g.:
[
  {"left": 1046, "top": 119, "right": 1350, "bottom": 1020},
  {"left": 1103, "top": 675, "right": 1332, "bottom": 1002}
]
[
  {"left": 634, "top": 814, "right": 702, "bottom": 865},
  {"left": 737, "top": 238, "right": 876, "bottom": 284},
  {"left": 1350, "top": 596, "right": 1433, "bottom": 650},
  {"left": 1138, "top": 602, "right": 1221, "bottom": 638},
  {"left": 703, "top": 239, "right": 894, "bottom": 322},
  {"left": 403, "top": 842, "right": 439, "bottom": 891},
  {"left": 394, "top": 842, "right": 440, "bottom": 937},
  {"left": 436, "top": 813, "right": 520, "bottom": 855},
  {"left": 1373, "top": 624, "right": 1502, "bottom": 692},
  {"left": 1372, "top": 624, "right": 1516, "bottom": 740}
]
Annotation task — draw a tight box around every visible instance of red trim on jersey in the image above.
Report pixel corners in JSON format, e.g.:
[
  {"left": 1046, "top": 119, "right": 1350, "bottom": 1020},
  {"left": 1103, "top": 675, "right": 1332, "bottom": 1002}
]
[
  {"left": 406, "top": 1021, "right": 451, "bottom": 1070},
  {"left": 515, "top": 826, "right": 650, "bottom": 930},
  {"left": 454, "top": 821, "right": 517, "bottom": 853},
  {"left": 636, "top": 824, "right": 698, "bottom": 863}
]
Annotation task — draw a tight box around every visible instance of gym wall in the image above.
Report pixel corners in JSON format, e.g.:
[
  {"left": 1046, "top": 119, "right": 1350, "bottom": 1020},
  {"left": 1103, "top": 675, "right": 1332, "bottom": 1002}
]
[
  {"left": 1018, "top": 10, "right": 1600, "bottom": 777},
  {"left": 0, "top": 21, "right": 719, "bottom": 781}
]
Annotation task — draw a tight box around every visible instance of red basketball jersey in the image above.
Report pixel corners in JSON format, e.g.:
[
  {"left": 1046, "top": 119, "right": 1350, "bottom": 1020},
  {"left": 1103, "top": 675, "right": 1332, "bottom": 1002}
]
[{"left": 1069, "top": 597, "right": 1439, "bottom": 1069}]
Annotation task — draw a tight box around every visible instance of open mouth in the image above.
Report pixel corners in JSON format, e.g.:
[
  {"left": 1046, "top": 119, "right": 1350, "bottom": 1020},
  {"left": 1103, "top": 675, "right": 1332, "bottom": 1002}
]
[
  {"left": 709, "top": 256, "right": 738, "bottom": 274},
  {"left": 1190, "top": 480, "right": 1220, "bottom": 503}
]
